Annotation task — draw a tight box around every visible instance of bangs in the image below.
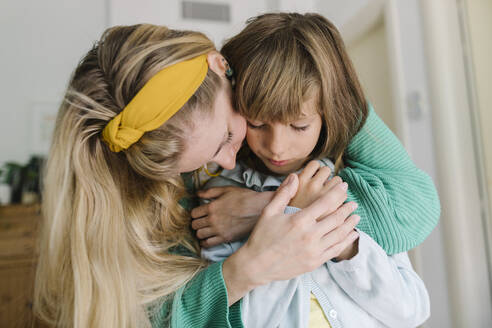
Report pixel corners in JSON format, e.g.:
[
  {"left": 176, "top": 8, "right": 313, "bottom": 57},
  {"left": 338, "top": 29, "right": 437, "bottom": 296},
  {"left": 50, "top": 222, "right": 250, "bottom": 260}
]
[{"left": 234, "top": 29, "right": 320, "bottom": 123}]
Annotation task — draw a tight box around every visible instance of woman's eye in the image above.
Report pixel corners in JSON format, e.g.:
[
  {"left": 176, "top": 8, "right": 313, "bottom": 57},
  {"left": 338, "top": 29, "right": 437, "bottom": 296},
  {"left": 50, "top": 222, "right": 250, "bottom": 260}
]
[
  {"left": 291, "top": 124, "right": 309, "bottom": 131},
  {"left": 226, "top": 132, "right": 233, "bottom": 143},
  {"left": 247, "top": 121, "right": 265, "bottom": 129}
]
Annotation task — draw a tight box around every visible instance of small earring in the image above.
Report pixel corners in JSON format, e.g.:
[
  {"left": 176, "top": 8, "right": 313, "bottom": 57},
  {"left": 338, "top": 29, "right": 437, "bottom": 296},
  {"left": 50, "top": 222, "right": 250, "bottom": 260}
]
[
  {"left": 225, "top": 66, "right": 234, "bottom": 78},
  {"left": 221, "top": 58, "right": 234, "bottom": 78}
]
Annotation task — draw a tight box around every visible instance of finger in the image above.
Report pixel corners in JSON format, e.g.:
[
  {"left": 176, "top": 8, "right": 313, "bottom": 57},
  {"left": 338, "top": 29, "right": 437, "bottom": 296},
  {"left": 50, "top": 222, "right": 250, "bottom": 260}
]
[
  {"left": 316, "top": 201, "right": 358, "bottom": 231},
  {"left": 321, "top": 214, "right": 360, "bottom": 247},
  {"left": 312, "top": 166, "right": 332, "bottom": 185},
  {"left": 295, "top": 181, "right": 348, "bottom": 221},
  {"left": 323, "top": 176, "right": 343, "bottom": 191},
  {"left": 200, "top": 236, "right": 225, "bottom": 248},
  {"left": 191, "top": 217, "right": 210, "bottom": 230},
  {"left": 321, "top": 230, "right": 359, "bottom": 262},
  {"left": 298, "top": 161, "right": 321, "bottom": 182},
  {"left": 196, "top": 227, "right": 216, "bottom": 240},
  {"left": 191, "top": 204, "right": 210, "bottom": 219},
  {"left": 197, "top": 187, "right": 230, "bottom": 199},
  {"left": 262, "top": 174, "right": 299, "bottom": 217}
]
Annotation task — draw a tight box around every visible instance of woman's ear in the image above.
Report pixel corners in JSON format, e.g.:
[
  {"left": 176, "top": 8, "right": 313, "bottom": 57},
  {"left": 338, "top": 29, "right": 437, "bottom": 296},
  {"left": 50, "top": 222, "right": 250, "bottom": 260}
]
[{"left": 207, "top": 51, "right": 228, "bottom": 77}]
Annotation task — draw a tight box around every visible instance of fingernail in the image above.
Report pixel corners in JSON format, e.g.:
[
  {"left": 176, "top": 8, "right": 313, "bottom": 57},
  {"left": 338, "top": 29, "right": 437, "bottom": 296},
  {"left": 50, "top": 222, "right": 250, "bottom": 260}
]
[
  {"left": 353, "top": 215, "right": 360, "bottom": 224},
  {"left": 340, "top": 182, "right": 348, "bottom": 191},
  {"left": 351, "top": 202, "right": 358, "bottom": 211}
]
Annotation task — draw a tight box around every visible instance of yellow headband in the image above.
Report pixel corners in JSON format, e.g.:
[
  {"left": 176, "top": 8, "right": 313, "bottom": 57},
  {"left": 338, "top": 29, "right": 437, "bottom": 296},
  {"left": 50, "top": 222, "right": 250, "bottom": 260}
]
[{"left": 102, "top": 54, "right": 209, "bottom": 152}]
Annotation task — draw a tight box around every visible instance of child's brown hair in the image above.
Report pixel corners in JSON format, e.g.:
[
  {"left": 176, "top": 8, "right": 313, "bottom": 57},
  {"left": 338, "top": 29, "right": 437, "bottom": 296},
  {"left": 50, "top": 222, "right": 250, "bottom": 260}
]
[{"left": 221, "top": 12, "right": 368, "bottom": 171}]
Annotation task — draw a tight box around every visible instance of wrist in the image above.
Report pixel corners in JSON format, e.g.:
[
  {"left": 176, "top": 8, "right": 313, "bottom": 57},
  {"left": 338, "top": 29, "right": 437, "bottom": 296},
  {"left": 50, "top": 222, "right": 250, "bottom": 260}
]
[
  {"left": 222, "top": 247, "right": 261, "bottom": 305},
  {"left": 255, "top": 191, "right": 274, "bottom": 209},
  {"left": 335, "top": 236, "right": 359, "bottom": 261}
]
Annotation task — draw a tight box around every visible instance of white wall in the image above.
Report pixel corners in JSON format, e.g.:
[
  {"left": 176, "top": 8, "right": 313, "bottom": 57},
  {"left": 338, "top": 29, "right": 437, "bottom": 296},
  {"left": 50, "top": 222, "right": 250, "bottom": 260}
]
[
  {"left": 109, "top": 0, "right": 270, "bottom": 48},
  {"left": 420, "top": 0, "right": 492, "bottom": 326},
  {"left": 316, "top": 0, "right": 372, "bottom": 29},
  {"left": 465, "top": 0, "right": 492, "bottom": 261},
  {"left": 0, "top": 0, "right": 107, "bottom": 166},
  {"left": 347, "top": 20, "right": 395, "bottom": 130}
]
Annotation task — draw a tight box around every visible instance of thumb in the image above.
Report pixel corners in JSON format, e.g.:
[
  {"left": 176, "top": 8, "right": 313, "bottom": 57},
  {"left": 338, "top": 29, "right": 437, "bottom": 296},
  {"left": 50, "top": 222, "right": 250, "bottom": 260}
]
[
  {"left": 197, "top": 187, "right": 228, "bottom": 199},
  {"left": 262, "top": 174, "right": 299, "bottom": 216}
]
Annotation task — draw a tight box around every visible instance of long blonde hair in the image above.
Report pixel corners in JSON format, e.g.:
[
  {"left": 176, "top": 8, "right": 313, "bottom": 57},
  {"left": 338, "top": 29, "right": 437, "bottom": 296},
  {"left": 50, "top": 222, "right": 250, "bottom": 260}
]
[
  {"left": 222, "top": 13, "right": 368, "bottom": 172},
  {"left": 34, "top": 24, "right": 221, "bottom": 327}
]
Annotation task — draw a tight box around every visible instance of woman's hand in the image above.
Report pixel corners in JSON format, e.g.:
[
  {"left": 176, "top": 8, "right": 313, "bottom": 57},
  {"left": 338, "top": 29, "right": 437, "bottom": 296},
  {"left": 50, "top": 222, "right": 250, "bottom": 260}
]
[
  {"left": 290, "top": 160, "right": 342, "bottom": 210},
  {"left": 191, "top": 187, "right": 273, "bottom": 247},
  {"left": 222, "top": 174, "right": 360, "bottom": 305},
  {"left": 290, "top": 160, "right": 360, "bottom": 261}
]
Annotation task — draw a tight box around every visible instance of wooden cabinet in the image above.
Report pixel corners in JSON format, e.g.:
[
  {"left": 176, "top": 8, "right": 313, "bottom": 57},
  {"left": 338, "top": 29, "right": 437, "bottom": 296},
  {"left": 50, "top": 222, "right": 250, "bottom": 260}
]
[{"left": 0, "top": 204, "right": 47, "bottom": 327}]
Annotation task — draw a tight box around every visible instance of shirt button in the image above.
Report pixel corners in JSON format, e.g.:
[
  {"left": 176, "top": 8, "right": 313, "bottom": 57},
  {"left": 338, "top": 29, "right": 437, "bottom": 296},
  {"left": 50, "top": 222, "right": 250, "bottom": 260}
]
[{"left": 329, "top": 309, "right": 338, "bottom": 319}]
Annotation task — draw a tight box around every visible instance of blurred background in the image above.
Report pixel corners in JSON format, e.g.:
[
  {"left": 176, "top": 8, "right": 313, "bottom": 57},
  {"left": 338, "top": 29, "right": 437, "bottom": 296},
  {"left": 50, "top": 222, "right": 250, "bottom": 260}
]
[{"left": 0, "top": 0, "right": 490, "bottom": 327}]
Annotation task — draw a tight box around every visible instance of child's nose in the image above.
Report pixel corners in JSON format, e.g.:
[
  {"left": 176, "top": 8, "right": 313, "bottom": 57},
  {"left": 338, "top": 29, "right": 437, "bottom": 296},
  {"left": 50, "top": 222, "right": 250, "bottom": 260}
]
[{"left": 266, "top": 130, "right": 287, "bottom": 158}]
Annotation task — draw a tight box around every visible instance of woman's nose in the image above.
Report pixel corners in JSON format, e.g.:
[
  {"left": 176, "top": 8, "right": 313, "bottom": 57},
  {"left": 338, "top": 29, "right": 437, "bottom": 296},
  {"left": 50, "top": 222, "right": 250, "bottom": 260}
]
[{"left": 214, "top": 145, "right": 237, "bottom": 170}]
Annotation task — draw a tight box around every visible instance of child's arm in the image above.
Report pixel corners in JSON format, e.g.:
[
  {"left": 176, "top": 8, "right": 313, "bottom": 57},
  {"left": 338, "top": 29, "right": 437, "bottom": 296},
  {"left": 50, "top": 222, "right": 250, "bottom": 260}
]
[
  {"left": 339, "top": 104, "right": 440, "bottom": 254},
  {"left": 192, "top": 184, "right": 273, "bottom": 248},
  {"left": 196, "top": 180, "right": 249, "bottom": 262},
  {"left": 327, "top": 230, "right": 430, "bottom": 328}
]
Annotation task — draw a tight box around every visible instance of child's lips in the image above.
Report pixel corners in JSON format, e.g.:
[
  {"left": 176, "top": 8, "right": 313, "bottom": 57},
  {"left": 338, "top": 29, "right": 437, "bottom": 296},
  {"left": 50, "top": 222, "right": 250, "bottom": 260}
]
[{"left": 269, "top": 159, "right": 289, "bottom": 166}]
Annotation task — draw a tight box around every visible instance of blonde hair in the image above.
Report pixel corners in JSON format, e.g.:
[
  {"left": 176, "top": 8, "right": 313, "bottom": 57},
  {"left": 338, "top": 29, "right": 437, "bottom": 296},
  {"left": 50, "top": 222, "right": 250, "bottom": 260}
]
[
  {"left": 221, "top": 13, "right": 368, "bottom": 172},
  {"left": 34, "top": 24, "right": 221, "bottom": 327}
]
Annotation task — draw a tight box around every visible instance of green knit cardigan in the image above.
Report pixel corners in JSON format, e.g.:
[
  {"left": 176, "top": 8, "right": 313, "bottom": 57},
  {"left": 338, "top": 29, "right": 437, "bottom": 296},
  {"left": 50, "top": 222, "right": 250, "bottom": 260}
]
[{"left": 150, "top": 105, "right": 441, "bottom": 327}]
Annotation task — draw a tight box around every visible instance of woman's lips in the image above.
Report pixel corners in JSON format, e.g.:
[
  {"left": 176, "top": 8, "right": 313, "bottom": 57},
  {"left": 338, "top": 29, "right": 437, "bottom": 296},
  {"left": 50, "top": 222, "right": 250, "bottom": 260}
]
[{"left": 269, "top": 159, "right": 289, "bottom": 166}]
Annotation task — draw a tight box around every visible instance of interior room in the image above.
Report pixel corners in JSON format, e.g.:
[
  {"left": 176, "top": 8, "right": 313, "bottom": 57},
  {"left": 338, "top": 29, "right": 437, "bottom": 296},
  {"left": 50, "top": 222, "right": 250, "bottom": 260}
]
[{"left": 1, "top": 0, "right": 491, "bottom": 327}]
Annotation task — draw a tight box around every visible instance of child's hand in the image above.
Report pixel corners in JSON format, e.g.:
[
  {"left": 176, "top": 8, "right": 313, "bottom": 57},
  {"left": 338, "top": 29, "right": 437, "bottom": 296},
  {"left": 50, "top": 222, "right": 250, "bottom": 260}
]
[
  {"left": 191, "top": 186, "right": 274, "bottom": 248},
  {"left": 290, "top": 161, "right": 348, "bottom": 214}
]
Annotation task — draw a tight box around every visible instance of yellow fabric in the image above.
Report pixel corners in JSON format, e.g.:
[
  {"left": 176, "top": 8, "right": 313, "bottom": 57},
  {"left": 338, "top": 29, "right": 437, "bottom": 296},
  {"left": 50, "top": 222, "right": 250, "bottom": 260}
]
[
  {"left": 309, "top": 293, "right": 332, "bottom": 328},
  {"left": 102, "top": 54, "right": 209, "bottom": 152}
]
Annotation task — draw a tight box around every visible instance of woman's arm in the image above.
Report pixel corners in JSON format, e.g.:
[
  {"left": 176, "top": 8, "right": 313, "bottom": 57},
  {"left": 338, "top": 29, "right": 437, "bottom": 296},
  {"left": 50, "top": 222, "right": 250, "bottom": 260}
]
[
  {"left": 153, "top": 174, "right": 359, "bottom": 327},
  {"left": 339, "top": 104, "right": 440, "bottom": 254},
  {"left": 150, "top": 261, "right": 243, "bottom": 328}
]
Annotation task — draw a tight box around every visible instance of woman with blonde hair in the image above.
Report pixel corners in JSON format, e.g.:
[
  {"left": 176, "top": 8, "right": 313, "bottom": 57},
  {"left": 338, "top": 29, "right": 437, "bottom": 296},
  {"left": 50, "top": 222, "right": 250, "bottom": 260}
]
[{"left": 34, "top": 24, "right": 360, "bottom": 327}]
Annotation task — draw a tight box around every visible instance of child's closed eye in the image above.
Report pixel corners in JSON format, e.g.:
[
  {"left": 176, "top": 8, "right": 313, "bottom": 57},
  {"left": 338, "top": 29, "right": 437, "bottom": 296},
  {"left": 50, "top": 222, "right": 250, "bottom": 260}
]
[
  {"left": 291, "top": 124, "right": 309, "bottom": 132},
  {"left": 247, "top": 121, "right": 265, "bottom": 129}
]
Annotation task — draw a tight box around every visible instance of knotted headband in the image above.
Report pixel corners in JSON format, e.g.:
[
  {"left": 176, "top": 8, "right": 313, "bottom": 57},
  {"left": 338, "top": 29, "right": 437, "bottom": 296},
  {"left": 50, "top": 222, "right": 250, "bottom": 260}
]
[{"left": 102, "top": 54, "right": 209, "bottom": 152}]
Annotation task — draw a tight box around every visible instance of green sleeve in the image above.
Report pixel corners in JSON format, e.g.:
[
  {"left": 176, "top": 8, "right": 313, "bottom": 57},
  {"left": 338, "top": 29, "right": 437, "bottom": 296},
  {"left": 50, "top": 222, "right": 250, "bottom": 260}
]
[
  {"left": 338, "top": 104, "right": 441, "bottom": 254},
  {"left": 151, "top": 261, "right": 243, "bottom": 328}
]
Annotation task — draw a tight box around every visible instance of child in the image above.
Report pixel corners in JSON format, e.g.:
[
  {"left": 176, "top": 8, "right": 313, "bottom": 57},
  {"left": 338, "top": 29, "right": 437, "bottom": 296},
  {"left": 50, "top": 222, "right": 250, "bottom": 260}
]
[{"left": 197, "top": 13, "right": 438, "bottom": 327}]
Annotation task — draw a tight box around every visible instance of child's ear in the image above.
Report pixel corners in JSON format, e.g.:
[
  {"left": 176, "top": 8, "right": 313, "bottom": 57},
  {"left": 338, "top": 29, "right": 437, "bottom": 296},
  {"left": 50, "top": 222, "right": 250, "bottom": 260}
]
[{"left": 207, "top": 51, "right": 228, "bottom": 77}]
